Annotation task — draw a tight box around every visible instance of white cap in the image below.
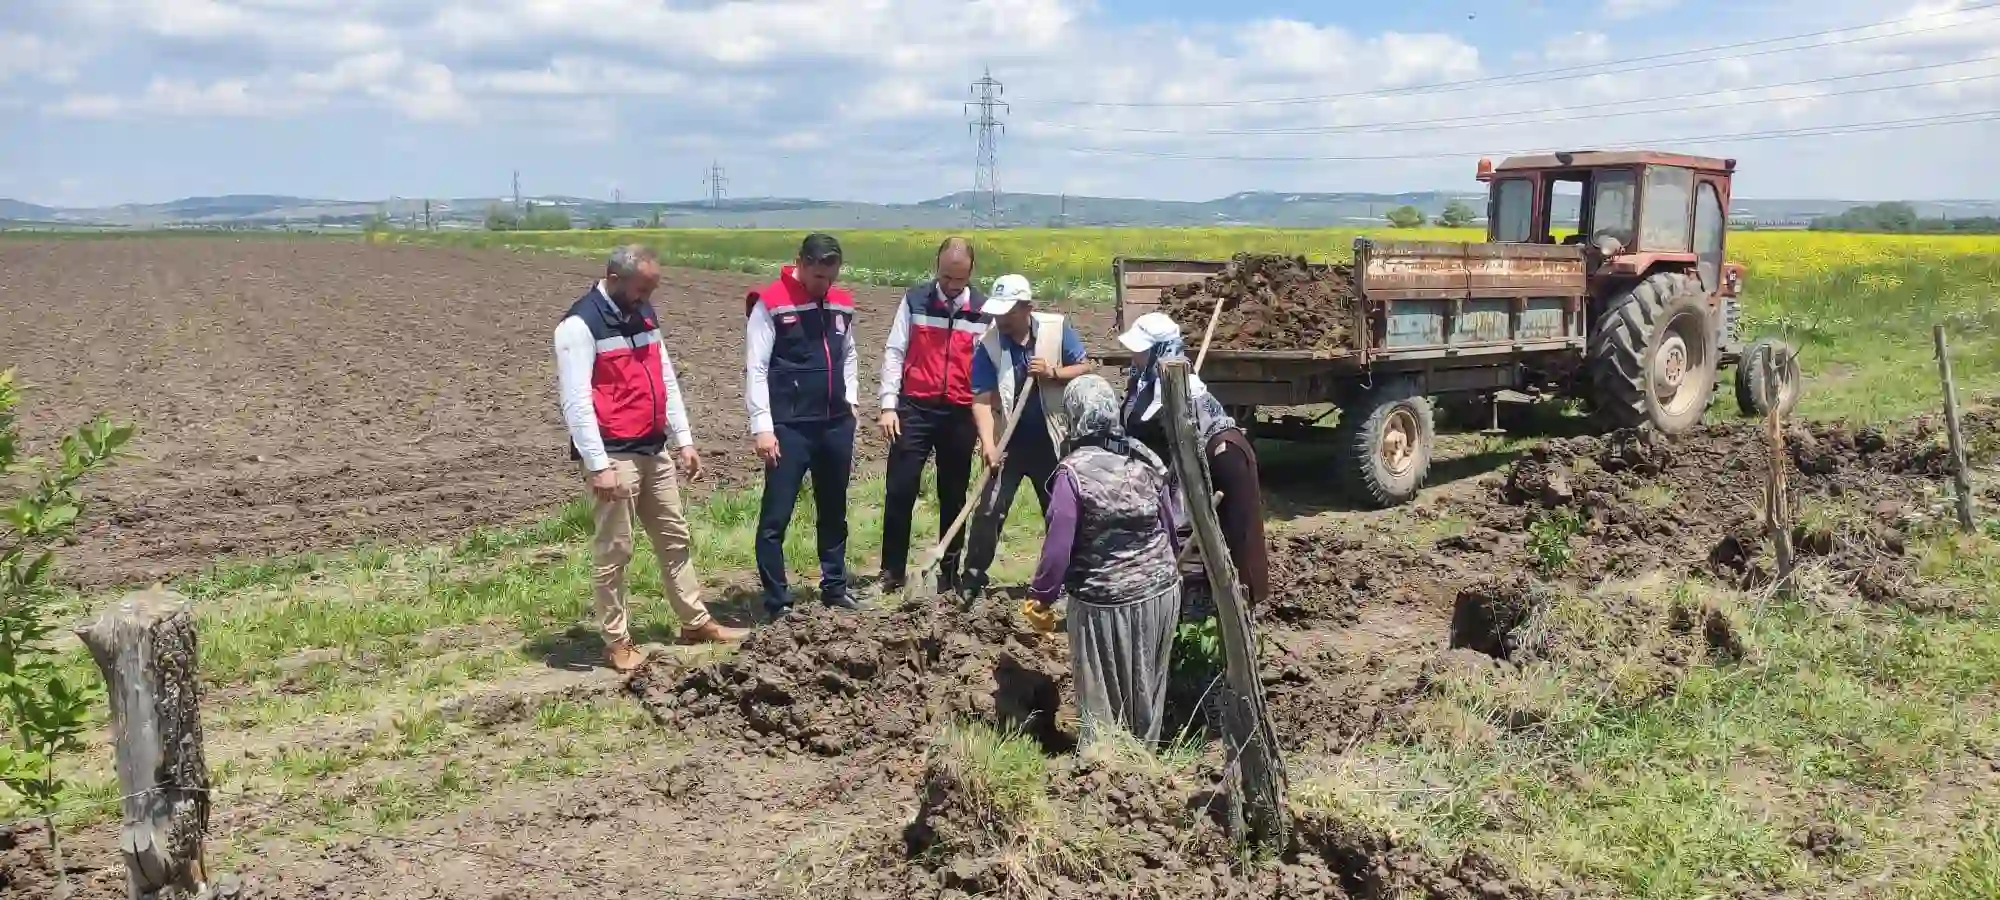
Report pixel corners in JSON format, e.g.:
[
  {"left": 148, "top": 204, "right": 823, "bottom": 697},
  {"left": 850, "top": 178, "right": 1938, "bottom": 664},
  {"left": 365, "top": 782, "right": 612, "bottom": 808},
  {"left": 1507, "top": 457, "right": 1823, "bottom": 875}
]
[
  {"left": 1118, "top": 311, "right": 1182, "bottom": 353},
  {"left": 985, "top": 273, "right": 1033, "bottom": 315}
]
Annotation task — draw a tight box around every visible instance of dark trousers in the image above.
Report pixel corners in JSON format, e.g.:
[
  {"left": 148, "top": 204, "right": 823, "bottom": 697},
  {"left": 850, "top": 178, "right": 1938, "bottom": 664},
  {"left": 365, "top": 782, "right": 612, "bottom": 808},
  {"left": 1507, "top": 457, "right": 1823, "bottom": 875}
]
[
  {"left": 757, "top": 414, "right": 855, "bottom": 611},
  {"left": 1208, "top": 429, "right": 1270, "bottom": 608},
  {"left": 962, "top": 435, "right": 1061, "bottom": 587},
  {"left": 880, "top": 397, "right": 977, "bottom": 584}
]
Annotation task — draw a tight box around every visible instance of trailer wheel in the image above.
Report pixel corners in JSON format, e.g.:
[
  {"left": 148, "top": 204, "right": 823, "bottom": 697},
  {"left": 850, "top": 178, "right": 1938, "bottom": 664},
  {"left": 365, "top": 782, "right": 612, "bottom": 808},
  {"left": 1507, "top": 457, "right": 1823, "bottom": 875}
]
[
  {"left": 1336, "top": 380, "right": 1433, "bottom": 508},
  {"left": 1589, "top": 271, "right": 1717, "bottom": 434},
  {"left": 1734, "top": 337, "right": 1802, "bottom": 419}
]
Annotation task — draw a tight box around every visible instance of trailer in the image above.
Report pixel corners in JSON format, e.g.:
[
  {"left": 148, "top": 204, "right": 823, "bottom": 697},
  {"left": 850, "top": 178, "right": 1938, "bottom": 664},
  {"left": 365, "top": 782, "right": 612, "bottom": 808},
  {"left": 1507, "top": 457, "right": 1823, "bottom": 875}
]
[{"left": 1098, "top": 149, "right": 1802, "bottom": 508}]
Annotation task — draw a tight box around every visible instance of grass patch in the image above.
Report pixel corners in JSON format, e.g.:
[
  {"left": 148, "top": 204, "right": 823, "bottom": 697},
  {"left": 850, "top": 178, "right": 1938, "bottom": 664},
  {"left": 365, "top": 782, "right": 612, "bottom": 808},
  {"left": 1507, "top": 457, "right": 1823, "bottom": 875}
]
[
  {"left": 1898, "top": 814, "right": 2000, "bottom": 900},
  {"left": 931, "top": 720, "right": 1053, "bottom": 830},
  {"left": 1332, "top": 527, "right": 2000, "bottom": 898}
]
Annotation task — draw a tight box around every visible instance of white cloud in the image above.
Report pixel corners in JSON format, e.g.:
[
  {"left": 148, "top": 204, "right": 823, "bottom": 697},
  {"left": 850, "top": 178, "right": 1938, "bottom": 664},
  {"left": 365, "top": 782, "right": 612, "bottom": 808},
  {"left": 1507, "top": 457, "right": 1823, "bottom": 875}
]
[
  {"left": 292, "top": 51, "right": 407, "bottom": 94},
  {"left": 1543, "top": 31, "right": 1612, "bottom": 65},
  {"left": 1604, "top": 0, "right": 1681, "bottom": 20},
  {"left": 66, "top": 0, "right": 395, "bottom": 55},
  {"left": 464, "top": 58, "right": 692, "bottom": 97},
  {"left": 46, "top": 75, "right": 320, "bottom": 118},
  {"left": 46, "top": 93, "right": 123, "bottom": 118},
  {"left": 375, "top": 62, "right": 470, "bottom": 122},
  {"left": 0, "top": 30, "right": 77, "bottom": 83},
  {"left": 8, "top": 0, "right": 2000, "bottom": 201}
]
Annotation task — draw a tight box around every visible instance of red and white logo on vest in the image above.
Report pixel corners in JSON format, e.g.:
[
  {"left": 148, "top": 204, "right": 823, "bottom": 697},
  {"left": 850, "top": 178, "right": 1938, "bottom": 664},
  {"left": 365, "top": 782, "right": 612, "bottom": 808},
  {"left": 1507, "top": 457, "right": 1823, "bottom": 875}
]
[{"left": 779, "top": 314, "right": 799, "bottom": 325}]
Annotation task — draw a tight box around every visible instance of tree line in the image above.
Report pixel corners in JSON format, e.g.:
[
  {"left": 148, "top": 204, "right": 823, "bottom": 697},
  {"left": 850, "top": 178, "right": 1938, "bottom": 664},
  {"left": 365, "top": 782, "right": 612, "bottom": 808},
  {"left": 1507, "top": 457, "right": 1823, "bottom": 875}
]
[
  {"left": 1810, "top": 201, "right": 2000, "bottom": 234},
  {"left": 1384, "top": 199, "right": 1477, "bottom": 229}
]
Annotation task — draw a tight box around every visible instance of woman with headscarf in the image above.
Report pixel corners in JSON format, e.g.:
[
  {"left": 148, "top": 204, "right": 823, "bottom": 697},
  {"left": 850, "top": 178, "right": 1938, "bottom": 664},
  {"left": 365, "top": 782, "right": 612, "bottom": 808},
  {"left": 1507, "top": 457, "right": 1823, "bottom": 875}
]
[
  {"left": 1023, "top": 374, "right": 1181, "bottom": 744},
  {"left": 1115, "top": 312, "right": 1270, "bottom": 617}
]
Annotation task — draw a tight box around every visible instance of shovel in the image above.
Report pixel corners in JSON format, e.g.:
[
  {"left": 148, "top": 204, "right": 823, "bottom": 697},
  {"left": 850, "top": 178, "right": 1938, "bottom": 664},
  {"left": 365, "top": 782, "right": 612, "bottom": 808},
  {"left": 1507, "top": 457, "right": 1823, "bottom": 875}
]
[{"left": 902, "top": 384, "right": 1036, "bottom": 607}]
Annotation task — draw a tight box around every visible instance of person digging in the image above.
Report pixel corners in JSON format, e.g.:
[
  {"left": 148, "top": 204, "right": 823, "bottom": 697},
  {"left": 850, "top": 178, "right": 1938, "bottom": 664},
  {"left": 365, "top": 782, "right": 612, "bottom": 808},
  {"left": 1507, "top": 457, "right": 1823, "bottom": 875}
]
[
  {"left": 1022, "top": 374, "right": 1182, "bottom": 744},
  {"left": 956, "top": 273, "right": 1093, "bottom": 603}
]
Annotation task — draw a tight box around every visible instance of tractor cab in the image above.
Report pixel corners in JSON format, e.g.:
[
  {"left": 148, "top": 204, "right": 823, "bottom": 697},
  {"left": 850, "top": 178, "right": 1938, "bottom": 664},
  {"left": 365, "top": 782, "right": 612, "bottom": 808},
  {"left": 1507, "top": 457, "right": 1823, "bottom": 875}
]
[
  {"left": 1473, "top": 150, "right": 1790, "bottom": 433},
  {"left": 1476, "top": 150, "right": 1742, "bottom": 301}
]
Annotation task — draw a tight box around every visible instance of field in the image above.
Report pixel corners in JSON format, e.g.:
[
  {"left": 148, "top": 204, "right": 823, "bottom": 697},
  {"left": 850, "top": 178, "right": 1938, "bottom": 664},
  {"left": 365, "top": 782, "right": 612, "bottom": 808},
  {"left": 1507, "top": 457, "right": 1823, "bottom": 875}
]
[{"left": 2, "top": 231, "right": 1999, "bottom": 899}]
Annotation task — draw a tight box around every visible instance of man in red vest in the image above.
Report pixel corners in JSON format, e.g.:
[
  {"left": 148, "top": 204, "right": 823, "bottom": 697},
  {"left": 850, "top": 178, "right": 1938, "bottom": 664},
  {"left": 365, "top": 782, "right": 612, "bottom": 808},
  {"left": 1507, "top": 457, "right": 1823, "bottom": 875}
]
[
  {"left": 554, "top": 245, "right": 746, "bottom": 672},
  {"left": 875, "top": 237, "right": 985, "bottom": 595}
]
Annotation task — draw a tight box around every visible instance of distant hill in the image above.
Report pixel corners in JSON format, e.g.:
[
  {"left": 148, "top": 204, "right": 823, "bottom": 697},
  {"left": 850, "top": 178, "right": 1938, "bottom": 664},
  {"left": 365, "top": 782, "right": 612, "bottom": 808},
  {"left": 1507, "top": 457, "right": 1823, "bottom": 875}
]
[
  {"left": 4, "top": 191, "right": 1998, "bottom": 231},
  {"left": 0, "top": 199, "right": 62, "bottom": 221}
]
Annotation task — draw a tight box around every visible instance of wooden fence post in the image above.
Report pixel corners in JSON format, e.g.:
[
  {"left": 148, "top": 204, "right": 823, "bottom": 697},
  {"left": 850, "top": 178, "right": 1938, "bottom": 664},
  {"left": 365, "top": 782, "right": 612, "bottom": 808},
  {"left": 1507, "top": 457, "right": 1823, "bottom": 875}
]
[
  {"left": 1763, "top": 349, "right": 1795, "bottom": 600},
  {"left": 1159, "top": 358, "right": 1290, "bottom": 851},
  {"left": 1934, "top": 325, "right": 1977, "bottom": 532},
  {"left": 74, "top": 589, "right": 212, "bottom": 900}
]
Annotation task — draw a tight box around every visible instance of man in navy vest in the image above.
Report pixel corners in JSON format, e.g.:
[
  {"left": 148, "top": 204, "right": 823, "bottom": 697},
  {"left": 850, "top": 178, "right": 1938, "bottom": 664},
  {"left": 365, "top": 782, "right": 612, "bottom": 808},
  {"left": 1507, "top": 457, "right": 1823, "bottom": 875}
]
[
  {"left": 555, "top": 245, "right": 747, "bottom": 672},
  {"left": 875, "top": 237, "right": 985, "bottom": 596},
  {"left": 746, "top": 233, "right": 860, "bottom": 618}
]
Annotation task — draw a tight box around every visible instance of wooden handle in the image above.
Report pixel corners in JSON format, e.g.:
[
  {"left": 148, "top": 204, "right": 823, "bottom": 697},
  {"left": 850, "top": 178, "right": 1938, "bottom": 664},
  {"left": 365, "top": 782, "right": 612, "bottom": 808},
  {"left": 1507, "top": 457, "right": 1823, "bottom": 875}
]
[
  {"left": 921, "top": 385, "right": 1037, "bottom": 565},
  {"left": 1194, "top": 294, "right": 1227, "bottom": 373}
]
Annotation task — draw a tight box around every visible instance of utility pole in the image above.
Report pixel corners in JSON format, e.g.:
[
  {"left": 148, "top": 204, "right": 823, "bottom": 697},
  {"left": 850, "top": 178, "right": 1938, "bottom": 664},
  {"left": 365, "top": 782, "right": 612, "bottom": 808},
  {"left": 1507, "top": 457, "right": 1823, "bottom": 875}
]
[
  {"left": 424, "top": 199, "right": 432, "bottom": 231},
  {"left": 512, "top": 170, "right": 522, "bottom": 213},
  {"left": 705, "top": 161, "right": 728, "bottom": 209},
  {"left": 613, "top": 187, "right": 622, "bottom": 225},
  {"left": 966, "top": 68, "right": 1007, "bottom": 229}
]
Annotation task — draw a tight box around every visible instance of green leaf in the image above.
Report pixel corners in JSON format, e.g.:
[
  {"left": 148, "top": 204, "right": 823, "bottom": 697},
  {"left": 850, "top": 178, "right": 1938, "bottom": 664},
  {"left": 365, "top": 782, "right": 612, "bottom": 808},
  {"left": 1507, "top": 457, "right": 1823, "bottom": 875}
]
[
  {"left": 38, "top": 504, "right": 78, "bottom": 532},
  {"left": 0, "top": 503, "right": 33, "bottom": 534}
]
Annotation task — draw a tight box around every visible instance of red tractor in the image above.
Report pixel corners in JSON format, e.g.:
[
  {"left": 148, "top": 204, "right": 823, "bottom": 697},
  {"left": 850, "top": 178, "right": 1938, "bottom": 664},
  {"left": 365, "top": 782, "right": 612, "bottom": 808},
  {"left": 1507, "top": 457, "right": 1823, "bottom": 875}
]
[{"left": 1477, "top": 150, "right": 1800, "bottom": 426}]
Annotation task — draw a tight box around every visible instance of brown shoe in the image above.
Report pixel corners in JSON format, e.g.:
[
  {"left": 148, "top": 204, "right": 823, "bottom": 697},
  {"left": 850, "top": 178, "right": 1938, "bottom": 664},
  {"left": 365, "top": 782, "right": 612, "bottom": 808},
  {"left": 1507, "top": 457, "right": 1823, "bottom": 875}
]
[
  {"left": 603, "top": 639, "right": 647, "bottom": 673},
  {"left": 679, "top": 619, "right": 749, "bottom": 645}
]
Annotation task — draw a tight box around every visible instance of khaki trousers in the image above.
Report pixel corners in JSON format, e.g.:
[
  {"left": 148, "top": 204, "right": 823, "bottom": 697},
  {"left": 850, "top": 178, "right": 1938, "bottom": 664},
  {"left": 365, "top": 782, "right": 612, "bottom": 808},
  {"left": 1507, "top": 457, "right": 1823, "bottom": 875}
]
[{"left": 588, "top": 452, "right": 709, "bottom": 640}]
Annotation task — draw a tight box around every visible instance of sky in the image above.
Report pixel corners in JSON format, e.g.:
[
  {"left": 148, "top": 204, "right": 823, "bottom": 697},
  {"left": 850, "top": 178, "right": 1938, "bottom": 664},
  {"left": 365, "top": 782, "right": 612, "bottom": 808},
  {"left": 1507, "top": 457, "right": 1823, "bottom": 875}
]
[{"left": 2, "top": 0, "right": 1998, "bottom": 207}]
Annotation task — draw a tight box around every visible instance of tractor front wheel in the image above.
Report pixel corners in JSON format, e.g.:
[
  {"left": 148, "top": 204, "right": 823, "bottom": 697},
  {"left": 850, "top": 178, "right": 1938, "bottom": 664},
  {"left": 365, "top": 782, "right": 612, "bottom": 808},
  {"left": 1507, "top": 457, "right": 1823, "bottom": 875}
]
[
  {"left": 1336, "top": 380, "right": 1434, "bottom": 509},
  {"left": 1589, "top": 271, "right": 1718, "bottom": 434},
  {"left": 1734, "top": 337, "right": 1802, "bottom": 419}
]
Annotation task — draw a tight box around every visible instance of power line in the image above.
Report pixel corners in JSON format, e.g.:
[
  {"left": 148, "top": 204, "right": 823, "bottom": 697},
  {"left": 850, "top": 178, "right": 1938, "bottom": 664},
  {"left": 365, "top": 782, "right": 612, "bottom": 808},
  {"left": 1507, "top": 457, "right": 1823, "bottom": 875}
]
[
  {"left": 1030, "top": 2, "right": 2000, "bottom": 108},
  {"left": 966, "top": 68, "right": 1008, "bottom": 229},
  {"left": 1061, "top": 109, "right": 2000, "bottom": 162},
  {"left": 1033, "top": 55, "right": 2000, "bottom": 137}
]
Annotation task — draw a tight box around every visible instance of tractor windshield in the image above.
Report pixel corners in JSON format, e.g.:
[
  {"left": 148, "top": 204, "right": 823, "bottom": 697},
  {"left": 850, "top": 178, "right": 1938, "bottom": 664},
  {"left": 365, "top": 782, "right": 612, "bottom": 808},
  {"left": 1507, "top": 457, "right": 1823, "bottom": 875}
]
[{"left": 1589, "top": 170, "right": 1638, "bottom": 248}]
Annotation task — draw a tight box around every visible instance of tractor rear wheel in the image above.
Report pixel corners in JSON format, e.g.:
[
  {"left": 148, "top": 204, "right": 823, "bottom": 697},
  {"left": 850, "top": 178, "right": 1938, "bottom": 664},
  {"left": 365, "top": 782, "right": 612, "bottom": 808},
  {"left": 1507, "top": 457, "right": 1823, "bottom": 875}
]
[
  {"left": 1589, "top": 271, "right": 1718, "bottom": 434},
  {"left": 1336, "top": 379, "right": 1433, "bottom": 509}
]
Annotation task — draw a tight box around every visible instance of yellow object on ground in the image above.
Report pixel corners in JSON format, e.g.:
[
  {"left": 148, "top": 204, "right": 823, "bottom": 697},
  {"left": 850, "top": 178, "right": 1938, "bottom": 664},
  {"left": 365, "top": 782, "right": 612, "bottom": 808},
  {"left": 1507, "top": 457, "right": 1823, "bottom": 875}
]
[{"left": 1020, "top": 598, "right": 1058, "bottom": 633}]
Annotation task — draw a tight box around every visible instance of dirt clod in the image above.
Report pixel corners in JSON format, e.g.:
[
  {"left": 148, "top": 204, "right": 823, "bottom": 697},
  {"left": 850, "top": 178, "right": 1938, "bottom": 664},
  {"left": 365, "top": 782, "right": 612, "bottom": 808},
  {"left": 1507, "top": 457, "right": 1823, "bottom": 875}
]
[
  {"left": 628, "top": 600, "right": 1074, "bottom": 757},
  {"left": 1791, "top": 823, "right": 1856, "bottom": 859},
  {"left": 1159, "top": 253, "right": 1355, "bottom": 353}
]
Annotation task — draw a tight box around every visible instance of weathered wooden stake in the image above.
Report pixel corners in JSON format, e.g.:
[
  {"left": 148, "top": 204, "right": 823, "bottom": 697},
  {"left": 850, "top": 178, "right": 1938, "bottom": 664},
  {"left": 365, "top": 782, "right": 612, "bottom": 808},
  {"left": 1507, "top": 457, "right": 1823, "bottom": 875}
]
[
  {"left": 1763, "top": 349, "right": 1796, "bottom": 600},
  {"left": 1159, "top": 358, "right": 1290, "bottom": 851},
  {"left": 1934, "top": 324, "right": 1977, "bottom": 532},
  {"left": 74, "top": 589, "right": 211, "bottom": 900}
]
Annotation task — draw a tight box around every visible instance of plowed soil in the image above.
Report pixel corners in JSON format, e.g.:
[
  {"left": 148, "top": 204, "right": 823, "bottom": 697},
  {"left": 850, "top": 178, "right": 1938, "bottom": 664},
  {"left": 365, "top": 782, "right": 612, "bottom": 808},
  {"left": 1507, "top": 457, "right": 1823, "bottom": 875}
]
[
  {"left": 9, "top": 238, "right": 1997, "bottom": 900},
  {"left": 10, "top": 405, "right": 1992, "bottom": 900},
  {"left": 0, "top": 239, "right": 925, "bottom": 588},
  {"left": 1158, "top": 252, "right": 1355, "bottom": 354}
]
